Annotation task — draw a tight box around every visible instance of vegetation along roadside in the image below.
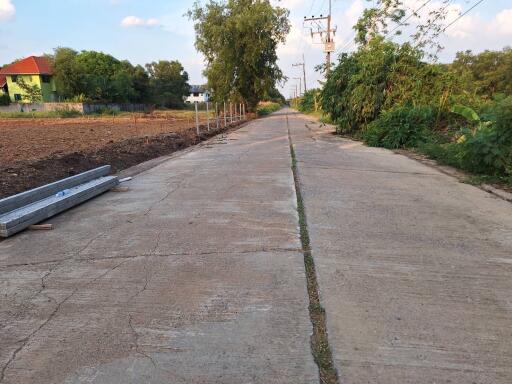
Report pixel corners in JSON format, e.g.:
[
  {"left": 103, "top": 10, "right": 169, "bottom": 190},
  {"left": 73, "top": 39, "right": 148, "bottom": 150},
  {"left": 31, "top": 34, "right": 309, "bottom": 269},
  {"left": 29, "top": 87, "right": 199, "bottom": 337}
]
[{"left": 292, "top": 0, "right": 512, "bottom": 190}]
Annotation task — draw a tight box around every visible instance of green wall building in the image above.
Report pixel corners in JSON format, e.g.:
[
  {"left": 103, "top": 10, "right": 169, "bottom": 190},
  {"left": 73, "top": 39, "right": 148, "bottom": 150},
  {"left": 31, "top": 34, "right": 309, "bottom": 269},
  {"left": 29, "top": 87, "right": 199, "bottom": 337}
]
[{"left": 0, "top": 56, "right": 57, "bottom": 103}]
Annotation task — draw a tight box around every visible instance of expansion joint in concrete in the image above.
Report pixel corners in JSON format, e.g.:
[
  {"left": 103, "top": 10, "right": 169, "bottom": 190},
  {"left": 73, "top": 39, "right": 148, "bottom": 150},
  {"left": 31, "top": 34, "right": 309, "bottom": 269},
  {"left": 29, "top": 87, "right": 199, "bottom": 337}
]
[{"left": 286, "top": 115, "right": 339, "bottom": 384}]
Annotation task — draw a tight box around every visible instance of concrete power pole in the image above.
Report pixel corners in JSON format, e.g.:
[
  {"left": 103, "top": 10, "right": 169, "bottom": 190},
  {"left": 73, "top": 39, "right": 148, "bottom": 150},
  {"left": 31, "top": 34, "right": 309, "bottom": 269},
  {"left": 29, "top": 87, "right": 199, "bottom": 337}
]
[
  {"left": 303, "top": 0, "right": 336, "bottom": 77},
  {"left": 293, "top": 77, "right": 302, "bottom": 97},
  {"left": 292, "top": 54, "right": 307, "bottom": 93},
  {"left": 326, "top": 0, "right": 332, "bottom": 76}
]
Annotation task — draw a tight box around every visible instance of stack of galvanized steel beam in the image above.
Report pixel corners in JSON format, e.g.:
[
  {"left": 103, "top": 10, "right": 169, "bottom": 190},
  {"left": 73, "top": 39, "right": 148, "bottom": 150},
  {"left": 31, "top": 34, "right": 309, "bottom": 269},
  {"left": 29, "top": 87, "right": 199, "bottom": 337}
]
[{"left": 0, "top": 166, "right": 118, "bottom": 238}]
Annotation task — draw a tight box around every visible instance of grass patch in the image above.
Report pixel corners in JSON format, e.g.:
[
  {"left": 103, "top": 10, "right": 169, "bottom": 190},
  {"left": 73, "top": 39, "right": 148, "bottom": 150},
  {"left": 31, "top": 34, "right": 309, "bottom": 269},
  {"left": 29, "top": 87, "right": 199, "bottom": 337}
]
[{"left": 0, "top": 109, "right": 83, "bottom": 118}]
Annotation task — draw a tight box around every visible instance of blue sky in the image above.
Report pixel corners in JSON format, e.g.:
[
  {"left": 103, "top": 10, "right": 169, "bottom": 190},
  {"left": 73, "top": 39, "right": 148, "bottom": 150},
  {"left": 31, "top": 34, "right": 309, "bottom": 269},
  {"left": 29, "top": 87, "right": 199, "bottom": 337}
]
[{"left": 1, "top": 0, "right": 511, "bottom": 97}]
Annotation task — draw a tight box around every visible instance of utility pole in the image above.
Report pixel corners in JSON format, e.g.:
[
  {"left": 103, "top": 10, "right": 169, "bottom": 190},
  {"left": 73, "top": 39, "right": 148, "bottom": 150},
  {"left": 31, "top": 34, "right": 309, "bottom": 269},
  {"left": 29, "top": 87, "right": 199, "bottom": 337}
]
[
  {"left": 293, "top": 77, "right": 302, "bottom": 97},
  {"left": 303, "top": 0, "right": 336, "bottom": 77},
  {"left": 292, "top": 53, "right": 307, "bottom": 93}
]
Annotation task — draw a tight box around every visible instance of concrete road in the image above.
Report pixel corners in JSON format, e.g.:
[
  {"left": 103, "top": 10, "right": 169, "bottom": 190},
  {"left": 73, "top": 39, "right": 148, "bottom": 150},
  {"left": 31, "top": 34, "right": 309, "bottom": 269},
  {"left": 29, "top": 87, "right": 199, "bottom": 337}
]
[
  {"left": 288, "top": 111, "right": 512, "bottom": 383},
  {"left": 1, "top": 109, "right": 512, "bottom": 383},
  {"left": 0, "top": 115, "right": 317, "bottom": 383}
]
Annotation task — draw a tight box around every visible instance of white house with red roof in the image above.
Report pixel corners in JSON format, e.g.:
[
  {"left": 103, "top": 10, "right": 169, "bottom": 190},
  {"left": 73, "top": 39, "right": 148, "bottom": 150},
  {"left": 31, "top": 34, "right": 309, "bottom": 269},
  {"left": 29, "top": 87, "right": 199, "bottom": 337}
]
[{"left": 0, "top": 56, "right": 57, "bottom": 102}]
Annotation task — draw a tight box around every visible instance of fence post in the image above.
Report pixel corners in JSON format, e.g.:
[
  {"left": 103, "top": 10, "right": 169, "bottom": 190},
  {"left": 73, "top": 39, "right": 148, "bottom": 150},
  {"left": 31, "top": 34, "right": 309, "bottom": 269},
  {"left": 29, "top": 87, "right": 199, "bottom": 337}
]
[
  {"left": 206, "top": 101, "right": 210, "bottom": 132},
  {"left": 194, "top": 101, "right": 200, "bottom": 136},
  {"left": 234, "top": 103, "right": 237, "bottom": 122},
  {"left": 224, "top": 101, "right": 227, "bottom": 127},
  {"left": 239, "top": 103, "right": 242, "bottom": 121},
  {"left": 216, "top": 102, "right": 219, "bottom": 129},
  {"left": 230, "top": 102, "right": 233, "bottom": 124},
  {"left": 243, "top": 103, "right": 246, "bottom": 120}
]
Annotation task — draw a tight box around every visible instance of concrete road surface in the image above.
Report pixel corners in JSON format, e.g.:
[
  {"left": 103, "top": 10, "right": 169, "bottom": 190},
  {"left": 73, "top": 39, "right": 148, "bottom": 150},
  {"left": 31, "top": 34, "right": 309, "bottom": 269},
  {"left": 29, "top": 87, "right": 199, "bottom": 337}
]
[
  {"left": 288, "top": 111, "right": 512, "bottom": 383},
  {"left": 0, "top": 115, "right": 317, "bottom": 384},
  {"left": 1, "top": 109, "right": 512, "bottom": 383}
]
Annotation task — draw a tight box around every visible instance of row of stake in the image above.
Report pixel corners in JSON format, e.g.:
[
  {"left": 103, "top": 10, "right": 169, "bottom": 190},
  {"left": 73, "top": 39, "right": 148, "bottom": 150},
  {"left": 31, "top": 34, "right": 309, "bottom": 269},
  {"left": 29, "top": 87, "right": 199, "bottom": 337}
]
[{"left": 194, "top": 101, "right": 247, "bottom": 135}]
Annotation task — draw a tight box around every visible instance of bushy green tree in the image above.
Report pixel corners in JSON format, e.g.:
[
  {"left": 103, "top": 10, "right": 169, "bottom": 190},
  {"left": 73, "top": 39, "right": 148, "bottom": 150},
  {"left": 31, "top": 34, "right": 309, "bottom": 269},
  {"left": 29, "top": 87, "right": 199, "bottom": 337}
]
[
  {"left": 50, "top": 48, "right": 190, "bottom": 105},
  {"left": 146, "top": 60, "right": 190, "bottom": 108},
  {"left": 52, "top": 47, "right": 82, "bottom": 100},
  {"left": 189, "top": 0, "right": 290, "bottom": 110},
  {"left": 451, "top": 48, "right": 512, "bottom": 98}
]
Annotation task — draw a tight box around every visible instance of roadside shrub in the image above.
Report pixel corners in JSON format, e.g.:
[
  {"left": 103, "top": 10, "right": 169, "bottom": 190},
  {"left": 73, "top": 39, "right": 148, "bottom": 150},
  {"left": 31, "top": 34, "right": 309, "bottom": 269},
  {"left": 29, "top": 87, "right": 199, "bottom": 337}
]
[
  {"left": 418, "top": 142, "right": 461, "bottom": 168},
  {"left": 256, "top": 101, "right": 281, "bottom": 116},
  {"left": 0, "top": 94, "right": 10, "bottom": 106},
  {"left": 298, "top": 89, "right": 321, "bottom": 113},
  {"left": 362, "top": 106, "right": 436, "bottom": 149},
  {"left": 450, "top": 98, "right": 512, "bottom": 176}
]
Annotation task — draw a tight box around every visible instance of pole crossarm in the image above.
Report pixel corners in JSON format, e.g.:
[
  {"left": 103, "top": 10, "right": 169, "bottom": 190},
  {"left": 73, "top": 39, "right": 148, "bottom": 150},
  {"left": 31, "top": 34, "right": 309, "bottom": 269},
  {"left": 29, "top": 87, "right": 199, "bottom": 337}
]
[{"left": 303, "top": 0, "right": 333, "bottom": 77}]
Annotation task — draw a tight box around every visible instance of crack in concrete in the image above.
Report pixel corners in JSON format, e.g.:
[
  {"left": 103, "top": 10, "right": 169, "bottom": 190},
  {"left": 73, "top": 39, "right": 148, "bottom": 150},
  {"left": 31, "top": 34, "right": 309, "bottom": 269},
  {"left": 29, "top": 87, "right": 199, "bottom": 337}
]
[
  {"left": 0, "top": 247, "right": 301, "bottom": 269},
  {"left": 0, "top": 260, "right": 128, "bottom": 383},
  {"left": 143, "top": 178, "right": 187, "bottom": 217},
  {"left": 127, "top": 314, "right": 157, "bottom": 369}
]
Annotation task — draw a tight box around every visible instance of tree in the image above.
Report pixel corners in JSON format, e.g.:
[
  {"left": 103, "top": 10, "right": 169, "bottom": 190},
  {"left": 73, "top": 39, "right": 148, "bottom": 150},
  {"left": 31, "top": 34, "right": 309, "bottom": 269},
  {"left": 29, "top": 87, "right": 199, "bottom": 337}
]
[
  {"left": 188, "top": 0, "right": 290, "bottom": 110},
  {"left": 146, "top": 60, "right": 189, "bottom": 108},
  {"left": 121, "top": 61, "right": 151, "bottom": 103},
  {"left": 451, "top": 48, "right": 512, "bottom": 97},
  {"left": 17, "top": 78, "right": 42, "bottom": 103},
  {"left": 51, "top": 47, "right": 81, "bottom": 99}
]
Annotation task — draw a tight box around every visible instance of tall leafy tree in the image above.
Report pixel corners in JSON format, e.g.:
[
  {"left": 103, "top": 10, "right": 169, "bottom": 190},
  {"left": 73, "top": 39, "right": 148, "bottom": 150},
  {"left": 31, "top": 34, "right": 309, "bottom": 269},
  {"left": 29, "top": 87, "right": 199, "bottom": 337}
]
[
  {"left": 52, "top": 47, "right": 81, "bottom": 99},
  {"left": 146, "top": 60, "right": 190, "bottom": 108},
  {"left": 188, "top": 0, "right": 290, "bottom": 110}
]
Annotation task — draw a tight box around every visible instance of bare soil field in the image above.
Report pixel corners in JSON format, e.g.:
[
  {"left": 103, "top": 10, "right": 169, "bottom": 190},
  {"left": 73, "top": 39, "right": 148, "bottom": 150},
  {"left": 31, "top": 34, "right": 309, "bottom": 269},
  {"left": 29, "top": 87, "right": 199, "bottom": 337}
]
[{"left": 0, "top": 112, "right": 242, "bottom": 198}]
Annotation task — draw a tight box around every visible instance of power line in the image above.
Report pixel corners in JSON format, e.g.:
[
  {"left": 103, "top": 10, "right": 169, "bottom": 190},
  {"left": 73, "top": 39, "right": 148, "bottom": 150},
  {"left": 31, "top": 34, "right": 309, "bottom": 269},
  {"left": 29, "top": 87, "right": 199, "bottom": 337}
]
[
  {"left": 442, "top": 0, "right": 484, "bottom": 32},
  {"left": 303, "top": 0, "right": 335, "bottom": 77},
  {"left": 384, "top": 0, "right": 434, "bottom": 39}
]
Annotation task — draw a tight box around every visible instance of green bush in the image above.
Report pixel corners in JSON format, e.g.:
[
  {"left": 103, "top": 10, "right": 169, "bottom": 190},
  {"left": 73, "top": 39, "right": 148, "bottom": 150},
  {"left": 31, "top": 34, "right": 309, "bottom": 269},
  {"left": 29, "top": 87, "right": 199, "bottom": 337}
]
[
  {"left": 0, "top": 94, "right": 10, "bottom": 106},
  {"left": 298, "top": 89, "right": 321, "bottom": 113},
  {"left": 418, "top": 142, "right": 461, "bottom": 168},
  {"left": 256, "top": 102, "right": 281, "bottom": 116},
  {"left": 419, "top": 98, "right": 512, "bottom": 179},
  {"left": 456, "top": 99, "right": 512, "bottom": 176},
  {"left": 362, "top": 106, "right": 436, "bottom": 149}
]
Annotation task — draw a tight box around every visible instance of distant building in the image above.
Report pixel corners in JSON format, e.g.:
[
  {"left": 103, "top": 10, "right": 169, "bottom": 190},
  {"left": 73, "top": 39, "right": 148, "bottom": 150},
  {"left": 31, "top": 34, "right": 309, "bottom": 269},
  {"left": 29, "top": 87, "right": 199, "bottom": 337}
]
[
  {"left": 0, "top": 56, "right": 57, "bottom": 102},
  {"left": 186, "top": 85, "right": 210, "bottom": 103}
]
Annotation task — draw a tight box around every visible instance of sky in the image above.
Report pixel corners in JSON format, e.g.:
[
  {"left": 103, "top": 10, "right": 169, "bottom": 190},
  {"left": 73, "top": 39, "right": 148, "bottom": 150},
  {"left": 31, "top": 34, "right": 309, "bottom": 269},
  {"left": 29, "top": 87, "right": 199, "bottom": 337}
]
[{"left": 0, "top": 0, "right": 511, "bottom": 98}]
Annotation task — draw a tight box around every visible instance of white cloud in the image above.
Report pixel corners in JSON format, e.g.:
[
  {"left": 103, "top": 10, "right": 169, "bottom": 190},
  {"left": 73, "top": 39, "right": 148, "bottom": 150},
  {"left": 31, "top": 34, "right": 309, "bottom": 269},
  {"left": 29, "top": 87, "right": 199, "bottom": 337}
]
[
  {"left": 0, "top": 0, "right": 15, "bottom": 22},
  {"left": 121, "top": 16, "right": 160, "bottom": 28},
  {"left": 495, "top": 9, "right": 512, "bottom": 35}
]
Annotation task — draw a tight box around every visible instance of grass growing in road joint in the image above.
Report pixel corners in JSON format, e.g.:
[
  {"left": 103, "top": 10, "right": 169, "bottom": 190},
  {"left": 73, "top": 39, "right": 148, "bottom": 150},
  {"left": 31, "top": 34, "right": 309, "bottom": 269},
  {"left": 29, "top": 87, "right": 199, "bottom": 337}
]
[{"left": 287, "top": 117, "right": 339, "bottom": 384}]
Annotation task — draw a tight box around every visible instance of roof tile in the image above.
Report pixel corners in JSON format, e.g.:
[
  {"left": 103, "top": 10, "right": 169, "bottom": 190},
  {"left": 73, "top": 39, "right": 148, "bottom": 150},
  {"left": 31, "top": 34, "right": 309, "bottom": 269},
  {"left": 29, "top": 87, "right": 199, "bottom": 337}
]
[{"left": 0, "top": 56, "right": 54, "bottom": 76}]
